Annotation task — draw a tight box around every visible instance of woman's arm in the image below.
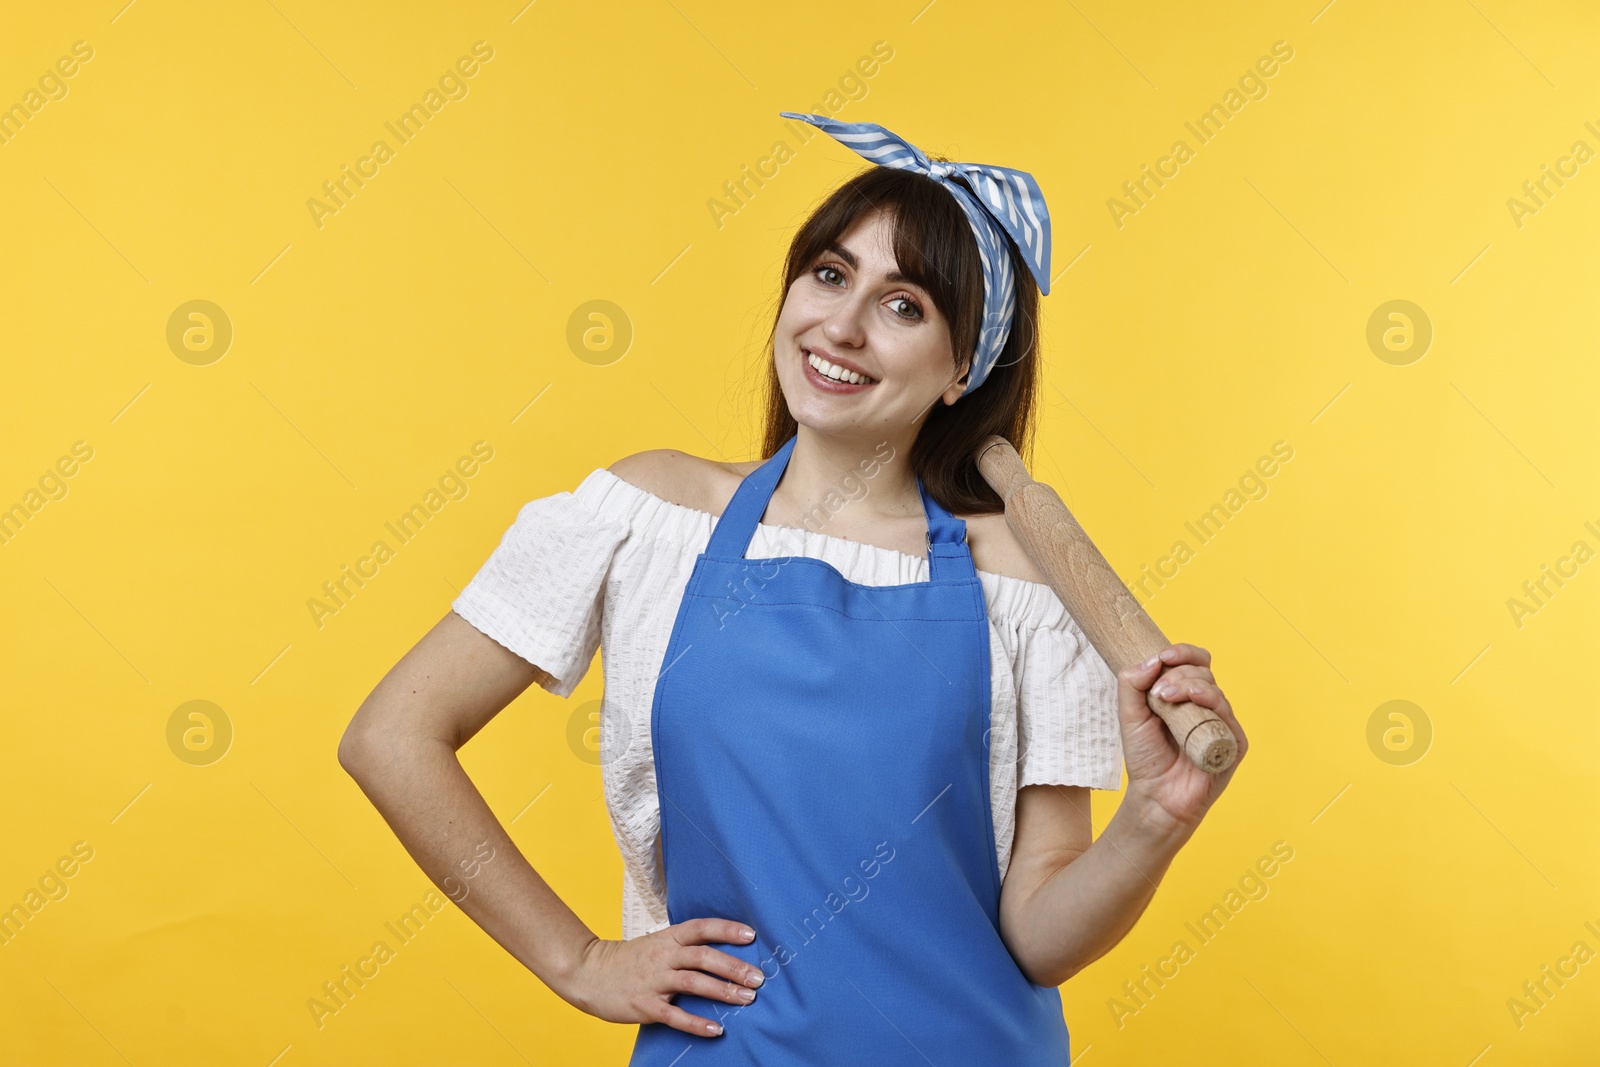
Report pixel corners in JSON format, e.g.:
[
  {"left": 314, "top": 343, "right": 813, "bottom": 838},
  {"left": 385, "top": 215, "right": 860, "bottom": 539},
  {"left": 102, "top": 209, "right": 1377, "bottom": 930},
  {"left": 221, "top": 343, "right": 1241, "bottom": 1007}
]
[
  {"left": 999, "top": 784, "right": 1189, "bottom": 986},
  {"left": 337, "top": 610, "right": 595, "bottom": 989},
  {"left": 998, "top": 643, "right": 1248, "bottom": 986},
  {"left": 338, "top": 610, "right": 766, "bottom": 1037}
]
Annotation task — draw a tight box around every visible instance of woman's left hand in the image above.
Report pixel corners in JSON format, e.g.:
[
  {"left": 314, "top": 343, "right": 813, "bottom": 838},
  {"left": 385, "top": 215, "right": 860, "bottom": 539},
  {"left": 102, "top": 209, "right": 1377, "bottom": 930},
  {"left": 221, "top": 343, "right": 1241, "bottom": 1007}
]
[{"left": 1114, "top": 643, "right": 1247, "bottom": 840}]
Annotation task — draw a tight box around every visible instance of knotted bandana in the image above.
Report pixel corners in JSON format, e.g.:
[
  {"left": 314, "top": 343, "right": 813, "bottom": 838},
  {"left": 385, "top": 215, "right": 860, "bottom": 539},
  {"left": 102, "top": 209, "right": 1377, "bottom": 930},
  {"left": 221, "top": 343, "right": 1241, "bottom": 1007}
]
[{"left": 779, "top": 111, "right": 1053, "bottom": 396}]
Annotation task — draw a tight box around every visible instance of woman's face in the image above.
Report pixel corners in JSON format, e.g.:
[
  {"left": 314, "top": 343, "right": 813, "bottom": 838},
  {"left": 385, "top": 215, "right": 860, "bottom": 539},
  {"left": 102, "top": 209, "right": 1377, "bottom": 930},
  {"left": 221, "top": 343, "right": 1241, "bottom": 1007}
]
[{"left": 774, "top": 207, "right": 969, "bottom": 441}]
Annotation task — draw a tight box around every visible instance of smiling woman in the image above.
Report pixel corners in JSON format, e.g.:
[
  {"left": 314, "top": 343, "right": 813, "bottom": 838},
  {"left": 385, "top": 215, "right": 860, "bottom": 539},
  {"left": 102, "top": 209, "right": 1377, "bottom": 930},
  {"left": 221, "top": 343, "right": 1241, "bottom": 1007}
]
[
  {"left": 341, "top": 110, "right": 1245, "bottom": 1066},
  {"left": 758, "top": 154, "right": 1044, "bottom": 518}
]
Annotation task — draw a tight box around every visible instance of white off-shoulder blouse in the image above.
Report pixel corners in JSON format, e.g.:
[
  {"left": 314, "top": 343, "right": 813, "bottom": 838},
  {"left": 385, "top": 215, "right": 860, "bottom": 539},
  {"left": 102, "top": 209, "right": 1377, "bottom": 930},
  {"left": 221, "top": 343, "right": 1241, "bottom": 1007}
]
[{"left": 451, "top": 466, "right": 1124, "bottom": 941}]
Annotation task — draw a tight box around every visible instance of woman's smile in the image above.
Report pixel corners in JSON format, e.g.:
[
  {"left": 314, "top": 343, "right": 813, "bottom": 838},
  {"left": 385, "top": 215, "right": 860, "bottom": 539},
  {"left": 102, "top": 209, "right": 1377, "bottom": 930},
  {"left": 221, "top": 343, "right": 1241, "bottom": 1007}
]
[{"left": 799, "top": 345, "right": 879, "bottom": 394}]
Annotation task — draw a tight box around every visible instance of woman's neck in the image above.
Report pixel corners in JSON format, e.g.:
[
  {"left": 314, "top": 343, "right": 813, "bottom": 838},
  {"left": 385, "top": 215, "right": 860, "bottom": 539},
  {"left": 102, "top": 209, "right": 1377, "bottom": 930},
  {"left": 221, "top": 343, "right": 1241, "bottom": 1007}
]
[{"left": 765, "top": 425, "right": 927, "bottom": 536}]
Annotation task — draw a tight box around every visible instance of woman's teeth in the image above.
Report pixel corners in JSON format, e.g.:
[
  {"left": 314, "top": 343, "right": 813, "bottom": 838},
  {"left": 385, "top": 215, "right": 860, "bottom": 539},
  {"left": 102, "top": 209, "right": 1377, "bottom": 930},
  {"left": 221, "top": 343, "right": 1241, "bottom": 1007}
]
[{"left": 805, "top": 350, "right": 875, "bottom": 385}]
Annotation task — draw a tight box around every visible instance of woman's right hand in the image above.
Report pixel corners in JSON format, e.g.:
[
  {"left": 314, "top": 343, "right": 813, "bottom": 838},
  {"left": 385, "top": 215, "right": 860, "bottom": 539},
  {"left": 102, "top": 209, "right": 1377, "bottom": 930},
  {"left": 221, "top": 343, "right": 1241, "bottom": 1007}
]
[{"left": 557, "top": 918, "right": 767, "bottom": 1037}]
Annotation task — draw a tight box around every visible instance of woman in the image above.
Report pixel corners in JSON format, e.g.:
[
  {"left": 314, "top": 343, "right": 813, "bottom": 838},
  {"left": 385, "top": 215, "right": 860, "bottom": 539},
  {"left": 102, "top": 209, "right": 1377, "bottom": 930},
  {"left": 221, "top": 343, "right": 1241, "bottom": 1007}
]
[{"left": 339, "top": 113, "right": 1246, "bottom": 1063}]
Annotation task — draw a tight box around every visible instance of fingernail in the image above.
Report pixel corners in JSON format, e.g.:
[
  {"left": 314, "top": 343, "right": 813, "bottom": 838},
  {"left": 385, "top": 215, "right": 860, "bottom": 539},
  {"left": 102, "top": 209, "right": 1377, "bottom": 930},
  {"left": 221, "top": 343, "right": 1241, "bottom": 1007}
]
[
  {"left": 747, "top": 970, "right": 764, "bottom": 987},
  {"left": 1140, "top": 654, "right": 1159, "bottom": 670},
  {"left": 738, "top": 987, "right": 756, "bottom": 1002},
  {"left": 740, "top": 927, "right": 756, "bottom": 941},
  {"left": 1155, "top": 682, "right": 1177, "bottom": 698},
  {"left": 1160, "top": 648, "right": 1177, "bottom": 662},
  {"left": 707, "top": 1022, "right": 723, "bottom": 1035}
]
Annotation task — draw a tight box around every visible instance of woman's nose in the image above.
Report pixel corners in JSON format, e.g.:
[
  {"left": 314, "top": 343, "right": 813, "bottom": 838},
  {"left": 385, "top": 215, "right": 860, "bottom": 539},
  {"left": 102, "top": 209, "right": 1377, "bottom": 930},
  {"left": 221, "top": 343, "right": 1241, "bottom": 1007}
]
[{"left": 822, "top": 293, "right": 870, "bottom": 346}]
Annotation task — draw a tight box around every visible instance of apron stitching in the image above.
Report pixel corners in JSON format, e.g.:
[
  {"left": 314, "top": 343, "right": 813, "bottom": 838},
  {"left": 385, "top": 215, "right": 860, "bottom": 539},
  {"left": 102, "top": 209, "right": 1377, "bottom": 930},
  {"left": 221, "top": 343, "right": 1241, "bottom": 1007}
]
[{"left": 684, "top": 593, "right": 978, "bottom": 625}]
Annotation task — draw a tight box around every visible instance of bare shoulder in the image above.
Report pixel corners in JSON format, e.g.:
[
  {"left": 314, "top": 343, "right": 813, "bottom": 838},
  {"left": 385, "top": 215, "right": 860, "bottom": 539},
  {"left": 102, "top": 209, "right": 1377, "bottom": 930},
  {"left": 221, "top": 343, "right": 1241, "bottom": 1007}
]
[
  {"left": 606, "top": 449, "right": 760, "bottom": 517},
  {"left": 605, "top": 450, "right": 1049, "bottom": 586},
  {"left": 959, "top": 509, "right": 1052, "bottom": 586}
]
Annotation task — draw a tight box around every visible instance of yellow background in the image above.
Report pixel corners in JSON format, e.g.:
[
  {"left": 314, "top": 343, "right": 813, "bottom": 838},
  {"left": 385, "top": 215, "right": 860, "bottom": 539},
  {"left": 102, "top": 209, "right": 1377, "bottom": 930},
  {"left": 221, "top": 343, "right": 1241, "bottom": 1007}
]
[{"left": 3, "top": 0, "right": 1597, "bottom": 1062}]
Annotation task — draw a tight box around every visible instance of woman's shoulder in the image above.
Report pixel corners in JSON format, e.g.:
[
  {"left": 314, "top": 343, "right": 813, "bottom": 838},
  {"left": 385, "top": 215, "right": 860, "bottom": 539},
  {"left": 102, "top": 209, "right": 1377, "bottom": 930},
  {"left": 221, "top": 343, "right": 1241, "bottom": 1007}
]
[
  {"left": 605, "top": 449, "right": 754, "bottom": 518},
  {"left": 959, "top": 510, "right": 1052, "bottom": 588},
  {"left": 606, "top": 449, "right": 1051, "bottom": 590}
]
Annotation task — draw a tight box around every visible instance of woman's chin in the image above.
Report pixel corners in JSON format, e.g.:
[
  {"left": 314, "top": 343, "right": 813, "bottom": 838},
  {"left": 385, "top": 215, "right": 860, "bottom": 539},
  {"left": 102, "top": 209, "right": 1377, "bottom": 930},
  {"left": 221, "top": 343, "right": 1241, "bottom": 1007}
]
[{"left": 787, "top": 403, "right": 861, "bottom": 437}]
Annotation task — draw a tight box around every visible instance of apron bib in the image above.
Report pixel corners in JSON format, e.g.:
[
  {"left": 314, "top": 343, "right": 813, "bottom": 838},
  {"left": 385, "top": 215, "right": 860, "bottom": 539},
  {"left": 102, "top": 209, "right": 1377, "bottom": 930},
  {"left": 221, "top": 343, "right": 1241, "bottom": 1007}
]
[{"left": 629, "top": 434, "right": 1071, "bottom": 1065}]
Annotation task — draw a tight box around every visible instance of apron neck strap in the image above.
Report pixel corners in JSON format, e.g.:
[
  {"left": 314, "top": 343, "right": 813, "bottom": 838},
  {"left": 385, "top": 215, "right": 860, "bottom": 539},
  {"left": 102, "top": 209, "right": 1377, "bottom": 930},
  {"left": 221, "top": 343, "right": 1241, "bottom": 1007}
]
[{"left": 708, "top": 435, "right": 975, "bottom": 581}]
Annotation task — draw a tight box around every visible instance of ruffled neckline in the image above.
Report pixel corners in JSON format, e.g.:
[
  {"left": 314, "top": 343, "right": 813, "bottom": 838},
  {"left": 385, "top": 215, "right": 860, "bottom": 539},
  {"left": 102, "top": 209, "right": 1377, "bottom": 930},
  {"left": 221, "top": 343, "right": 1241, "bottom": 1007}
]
[{"left": 576, "top": 467, "right": 1080, "bottom": 630}]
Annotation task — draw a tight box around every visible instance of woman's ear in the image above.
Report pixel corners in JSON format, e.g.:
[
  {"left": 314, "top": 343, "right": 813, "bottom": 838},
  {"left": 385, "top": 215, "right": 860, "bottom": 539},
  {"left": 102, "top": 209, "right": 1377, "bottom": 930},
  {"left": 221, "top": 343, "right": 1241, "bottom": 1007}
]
[{"left": 942, "top": 359, "right": 971, "bottom": 405}]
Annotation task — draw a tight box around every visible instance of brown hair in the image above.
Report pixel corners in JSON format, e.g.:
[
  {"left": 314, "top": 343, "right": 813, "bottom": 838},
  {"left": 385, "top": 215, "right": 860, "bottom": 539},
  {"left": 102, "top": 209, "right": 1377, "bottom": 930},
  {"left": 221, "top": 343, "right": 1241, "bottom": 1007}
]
[{"left": 756, "top": 163, "right": 1042, "bottom": 517}]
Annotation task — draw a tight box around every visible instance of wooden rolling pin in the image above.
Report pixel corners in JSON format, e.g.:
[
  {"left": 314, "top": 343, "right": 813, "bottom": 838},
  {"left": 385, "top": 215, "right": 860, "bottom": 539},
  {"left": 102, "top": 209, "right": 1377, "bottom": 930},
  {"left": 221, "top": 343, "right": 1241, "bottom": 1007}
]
[{"left": 976, "top": 436, "right": 1237, "bottom": 774}]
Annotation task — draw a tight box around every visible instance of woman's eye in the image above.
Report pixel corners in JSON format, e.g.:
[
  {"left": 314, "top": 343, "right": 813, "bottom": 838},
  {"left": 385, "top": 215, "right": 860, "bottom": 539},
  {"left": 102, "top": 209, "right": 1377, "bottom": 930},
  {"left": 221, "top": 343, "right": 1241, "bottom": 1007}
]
[
  {"left": 890, "top": 297, "right": 923, "bottom": 320},
  {"left": 811, "top": 264, "right": 923, "bottom": 321}
]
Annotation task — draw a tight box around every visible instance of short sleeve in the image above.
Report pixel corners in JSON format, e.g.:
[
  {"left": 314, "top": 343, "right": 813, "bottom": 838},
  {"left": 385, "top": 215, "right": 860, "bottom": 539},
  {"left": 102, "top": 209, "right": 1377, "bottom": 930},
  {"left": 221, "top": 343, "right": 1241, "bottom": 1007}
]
[
  {"left": 451, "top": 471, "right": 629, "bottom": 698},
  {"left": 1012, "top": 603, "right": 1124, "bottom": 791}
]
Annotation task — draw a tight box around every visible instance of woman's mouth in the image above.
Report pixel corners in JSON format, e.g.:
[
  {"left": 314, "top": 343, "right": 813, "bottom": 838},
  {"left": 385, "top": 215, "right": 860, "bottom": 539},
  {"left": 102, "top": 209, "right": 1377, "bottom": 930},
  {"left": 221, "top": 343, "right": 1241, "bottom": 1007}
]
[{"left": 801, "top": 348, "right": 878, "bottom": 393}]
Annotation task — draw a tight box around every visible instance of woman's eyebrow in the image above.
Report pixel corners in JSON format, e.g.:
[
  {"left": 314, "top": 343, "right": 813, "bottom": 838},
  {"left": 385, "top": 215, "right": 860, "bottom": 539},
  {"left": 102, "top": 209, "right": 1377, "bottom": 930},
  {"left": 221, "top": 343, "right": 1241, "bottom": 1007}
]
[{"left": 824, "top": 242, "right": 920, "bottom": 287}]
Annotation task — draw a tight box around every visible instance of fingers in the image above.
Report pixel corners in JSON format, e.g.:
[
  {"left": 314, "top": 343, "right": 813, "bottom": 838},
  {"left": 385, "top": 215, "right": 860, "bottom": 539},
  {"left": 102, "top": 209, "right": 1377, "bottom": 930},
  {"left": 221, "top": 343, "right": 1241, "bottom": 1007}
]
[
  {"left": 673, "top": 965, "right": 760, "bottom": 1007},
  {"left": 1158, "top": 642, "right": 1211, "bottom": 668},
  {"left": 675, "top": 916, "right": 757, "bottom": 949},
  {"left": 1151, "top": 677, "right": 1248, "bottom": 758},
  {"left": 654, "top": 957, "right": 758, "bottom": 1041},
  {"left": 651, "top": 997, "right": 729, "bottom": 1037},
  {"left": 1123, "top": 644, "right": 1213, "bottom": 698},
  {"left": 1147, "top": 644, "right": 1217, "bottom": 709},
  {"left": 672, "top": 919, "right": 764, "bottom": 986},
  {"left": 1151, "top": 664, "right": 1213, "bottom": 699},
  {"left": 1116, "top": 655, "right": 1167, "bottom": 726},
  {"left": 678, "top": 942, "right": 766, "bottom": 990},
  {"left": 645, "top": 918, "right": 768, "bottom": 1039}
]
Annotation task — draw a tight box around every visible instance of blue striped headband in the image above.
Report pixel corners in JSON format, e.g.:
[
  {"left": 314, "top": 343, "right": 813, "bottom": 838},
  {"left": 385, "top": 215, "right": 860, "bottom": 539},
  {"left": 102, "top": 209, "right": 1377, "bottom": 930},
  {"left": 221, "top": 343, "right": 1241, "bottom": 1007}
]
[{"left": 779, "top": 111, "right": 1052, "bottom": 397}]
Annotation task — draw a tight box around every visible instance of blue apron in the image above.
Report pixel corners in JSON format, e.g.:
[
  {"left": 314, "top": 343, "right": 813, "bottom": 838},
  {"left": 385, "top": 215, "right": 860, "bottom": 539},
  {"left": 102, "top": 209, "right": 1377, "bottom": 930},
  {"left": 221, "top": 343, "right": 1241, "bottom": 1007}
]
[{"left": 629, "top": 434, "right": 1071, "bottom": 1065}]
